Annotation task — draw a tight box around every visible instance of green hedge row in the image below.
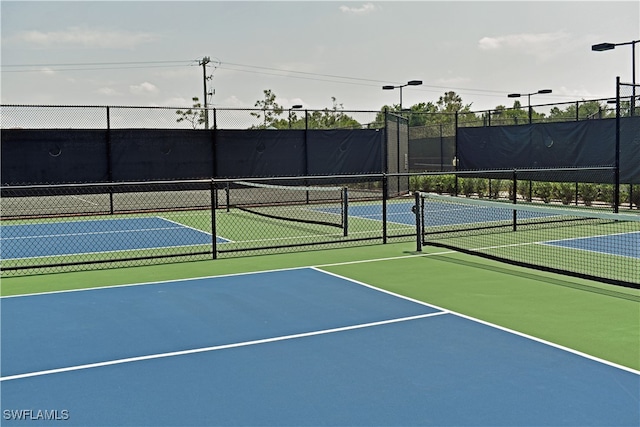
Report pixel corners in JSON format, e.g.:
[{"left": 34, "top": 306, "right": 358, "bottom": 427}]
[{"left": 409, "top": 175, "right": 640, "bottom": 209}]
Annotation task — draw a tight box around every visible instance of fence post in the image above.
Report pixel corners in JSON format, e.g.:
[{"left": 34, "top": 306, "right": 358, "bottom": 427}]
[
  {"left": 382, "top": 173, "right": 388, "bottom": 244},
  {"left": 454, "top": 112, "right": 459, "bottom": 195},
  {"left": 414, "top": 191, "right": 422, "bottom": 252},
  {"left": 106, "top": 106, "right": 115, "bottom": 214},
  {"left": 614, "top": 77, "right": 621, "bottom": 213},
  {"left": 211, "top": 179, "right": 217, "bottom": 259},
  {"left": 512, "top": 169, "right": 518, "bottom": 231}
]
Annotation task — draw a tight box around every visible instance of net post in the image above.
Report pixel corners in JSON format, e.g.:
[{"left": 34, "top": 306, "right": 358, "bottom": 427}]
[
  {"left": 414, "top": 191, "right": 422, "bottom": 252},
  {"left": 211, "top": 179, "right": 217, "bottom": 260},
  {"left": 342, "top": 186, "right": 349, "bottom": 237}
]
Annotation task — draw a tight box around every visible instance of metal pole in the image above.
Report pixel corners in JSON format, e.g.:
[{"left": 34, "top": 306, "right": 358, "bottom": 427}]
[
  {"left": 615, "top": 76, "right": 621, "bottom": 212},
  {"left": 211, "top": 180, "right": 217, "bottom": 259},
  {"left": 414, "top": 191, "right": 422, "bottom": 252},
  {"left": 106, "top": 106, "right": 114, "bottom": 214},
  {"left": 200, "top": 57, "right": 210, "bottom": 129},
  {"left": 632, "top": 41, "right": 636, "bottom": 116}
]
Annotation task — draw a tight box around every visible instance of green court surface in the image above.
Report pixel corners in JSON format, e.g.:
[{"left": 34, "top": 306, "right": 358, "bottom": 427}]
[{"left": 1, "top": 242, "right": 638, "bottom": 371}]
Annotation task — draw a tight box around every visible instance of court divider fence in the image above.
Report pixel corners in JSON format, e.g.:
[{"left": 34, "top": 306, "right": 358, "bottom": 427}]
[{"left": 1, "top": 167, "right": 638, "bottom": 279}]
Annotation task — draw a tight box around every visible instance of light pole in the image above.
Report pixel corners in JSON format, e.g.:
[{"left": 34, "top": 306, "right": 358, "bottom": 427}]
[
  {"left": 382, "top": 80, "right": 423, "bottom": 110},
  {"left": 288, "top": 104, "right": 302, "bottom": 129},
  {"left": 507, "top": 89, "right": 552, "bottom": 123},
  {"left": 592, "top": 40, "right": 639, "bottom": 116}
]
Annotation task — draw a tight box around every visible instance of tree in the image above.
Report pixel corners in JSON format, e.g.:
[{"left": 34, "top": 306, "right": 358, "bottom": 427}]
[
  {"left": 306, "top": 97, "right": 361, "bottom": 129},
  {"left": 176, "top": 97, "right": 206, "bottom": 129},
  {"left": 548, "top": 100, "right": 613, "bottom": 121},
  {"left": 250, "top": 89, "right": 284, "bottom": 129},
  {"left": 249, "top": 91, "right": 361, "bottom": 129},
  {"left": 437, "top": 91, "right": 471, "bottom": 114}
]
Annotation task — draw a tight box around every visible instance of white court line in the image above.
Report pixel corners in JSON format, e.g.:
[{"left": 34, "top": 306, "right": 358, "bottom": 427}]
[
  {"left": 1, "top": 216, "right": 225, "bottom": 260},
  {"left": 0, "top": 226, "right": 185, "bottom": 241},
  {"left": 0, "top": 312, "right": 447, "bottom": 382},
  {"left": 0, "top": 251, "right": 454, "bottom": 299},
  {"left": 2, "top": 259, "right": 638, "bottom": 378},
  {"left": 310, "top": 267, "right": 640, "bottom": 376},
  {"left": 3, "top": 242, "right": 215, "bottom": 262},
  {"left": 70, "top": 195, "right": 99, "bottom": 206}
]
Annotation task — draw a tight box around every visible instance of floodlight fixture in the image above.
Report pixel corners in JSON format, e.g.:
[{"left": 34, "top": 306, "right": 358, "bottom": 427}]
[
  {"left": 382, "top": 80, "right": 423, "bottom": 109},
  {"left": 592, "top": 39, "right": 639, "bottom": 115},
  {"left": 507, "top": 88, "right": 553, "bottom": 122},
  {"left": 291, "top": 104, "right": 303, "bottom": 109},
  {"left": 592, "top": 43, "right": 616, "bottom": 52}
]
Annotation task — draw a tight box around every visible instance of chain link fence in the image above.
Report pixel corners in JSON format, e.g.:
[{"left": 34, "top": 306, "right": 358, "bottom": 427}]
[
  {"left": 2, "top": 98, "right": 627, "bottom": 130},
  {"left": 3, "top": 167, "right": 635, "bottom": 276},
  {"left": 0, "top": 105, "right": 381, "bottom": 131},
  {"left": 1, "top": 174, "right": 417, "bottom": 276}
]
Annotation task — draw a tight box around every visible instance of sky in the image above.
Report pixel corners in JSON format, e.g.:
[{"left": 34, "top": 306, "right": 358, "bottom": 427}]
[{"left": 1, "top": 1, "right": 639, "bottom": 114}]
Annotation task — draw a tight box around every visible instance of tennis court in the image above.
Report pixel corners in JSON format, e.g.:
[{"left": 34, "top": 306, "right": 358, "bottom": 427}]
[
  {"left": 544, "top": 232, "right": 640, "bottom": 258},
  {"left": 2, "top": 266, "right": 638, "bottom": 426},
  {"left": 0, "top": 216, "right": 227, "bottom": 260},
  {"left": 1, "top": 183, "right": 639, "bottom": 426}
]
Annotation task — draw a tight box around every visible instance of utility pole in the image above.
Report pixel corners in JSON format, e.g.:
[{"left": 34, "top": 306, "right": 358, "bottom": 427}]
[{"left": 199, "top": 56, "right": 211, "bottom": 128}]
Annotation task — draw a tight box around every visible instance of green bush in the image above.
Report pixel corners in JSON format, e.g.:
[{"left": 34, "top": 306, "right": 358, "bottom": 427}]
[
  {"left": 475, "top": 179, "right": 488, "bottom": 198},
  {"left": 598, "top": 184, "right": 614, "bottom": 205},
  {"left": 434, "top": 175, "right": 456, "bottom": 194},
  {"left": 533, "top": 182, "right": 553, "bottom": 203},
  {"left": 409, "top": 176, "right": 421, "bottom": 192},
  {"left": 517, "top": 181, "right": 532, "bottom": 202},
  {"left": 552, "top": 182, "right": 575, "bottom": 205},
  {"left": 631, "top": 185, "right": 640, "bottom": 209},
  {"left": 578, "top": 183, "right": 598, "bottom": 206},
  {"left": 460, "top": 178, "right": 475, "bottom": 197},
  {"left": 489, "top": 179, "right": 504, "bottom": 199}
]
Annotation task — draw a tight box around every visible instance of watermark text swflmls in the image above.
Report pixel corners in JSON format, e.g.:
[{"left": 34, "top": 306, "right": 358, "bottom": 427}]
[{"left": 3, "top": 409, "right": 70, "bottom": 421}]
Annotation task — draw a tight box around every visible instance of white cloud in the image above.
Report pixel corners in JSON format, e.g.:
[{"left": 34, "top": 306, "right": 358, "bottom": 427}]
[
  {"left": 40, "top": 67, "right": 56, "bottom": 75},
  {"left": 339, "top": 3, "right": 378, "bottom": 15},
  {"left": 218, "top": 95, "right": 248, "bottom": 108},
  {"left": 10, "top": 27, "right": 158, "bottom": 49},
  {"left": 129, "top": 82, "right": 159, "bottom": 95},
  {"left": 478, "top": 31, "right": 570, "bottom": 51},
  {"left": 478, "top": 31, "right": 572, "bottom": 62},
  {"left": 96, "top": 87, "right": 120, "bottom": 96}
]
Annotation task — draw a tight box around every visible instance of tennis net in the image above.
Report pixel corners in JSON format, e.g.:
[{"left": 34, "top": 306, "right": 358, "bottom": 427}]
[
  {"left": 414, "top": 192, "right": 640, "bottom": 287},
  {"left": 224, "top": 180, "right": 348, "bottom": 235}
]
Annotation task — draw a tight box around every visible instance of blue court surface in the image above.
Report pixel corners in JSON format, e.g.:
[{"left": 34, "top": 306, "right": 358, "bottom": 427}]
[
  {"left": 1, "top": 268, "right": 638, "bottom": 426},
  {"left": 343, "top": 200, "right": 555, "bottom": 227},
  {"left": 544, "top": 231, "right": 640, "bottom": 259},
  {"left": 0, "top": 217, "right": 226, "bottom": 260}
]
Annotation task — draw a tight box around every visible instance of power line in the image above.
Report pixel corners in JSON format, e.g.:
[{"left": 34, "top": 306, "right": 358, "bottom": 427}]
[
  {"left": 1, "top": 58, "right": 605, "bottom": 101},
  {"left": 2, "top": 59, "right": 196, "bottom": 68}
]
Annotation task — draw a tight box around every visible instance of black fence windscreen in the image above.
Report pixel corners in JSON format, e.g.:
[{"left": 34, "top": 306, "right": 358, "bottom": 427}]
[
  {"left": 110, "top": 129, "right": 214, "bottom": 182},
  {"left": 306, "top": 129, "right": 383, "bottom": 175},
  {"left": 457, "top": 117, "right": 640, "bottom": 184},
  {"left": 215, "top": 130, "right": 306, "bottom": 178},
  {"left": 2, "top": 128, "right": 384, "bottom": 184},
  {"left": 1, "top": 129, "right": 109, "bottom": 184}
]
